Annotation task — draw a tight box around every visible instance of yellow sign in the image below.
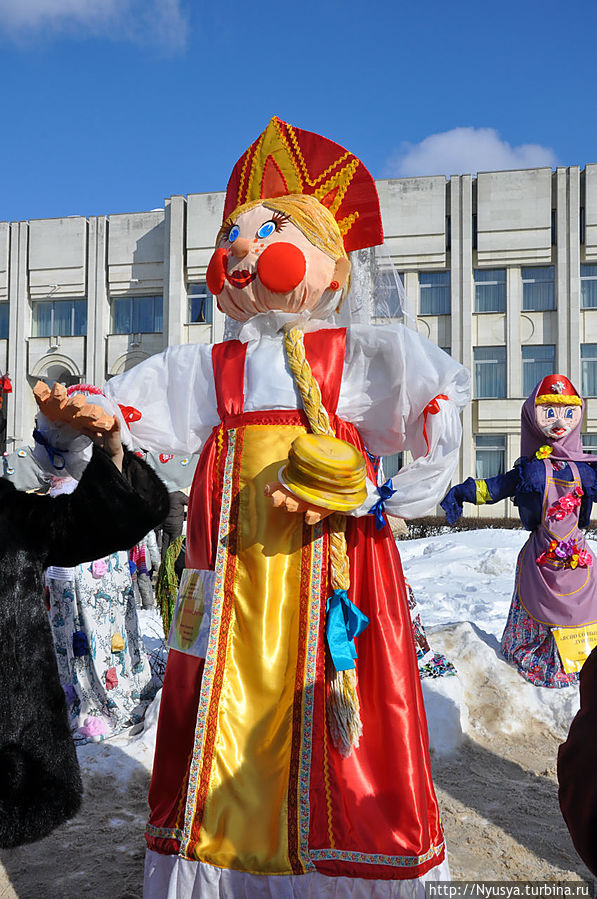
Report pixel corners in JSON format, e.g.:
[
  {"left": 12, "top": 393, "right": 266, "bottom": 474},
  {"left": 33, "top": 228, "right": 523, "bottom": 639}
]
[{"left": 552, "top": 623, "right": 597, "bottom": 673}]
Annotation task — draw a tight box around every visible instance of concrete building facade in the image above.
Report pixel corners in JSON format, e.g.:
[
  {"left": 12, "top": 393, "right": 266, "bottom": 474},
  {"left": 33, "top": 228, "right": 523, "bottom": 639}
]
[{"left": 3, "top": 163, "right": 597, "bottom": 518}]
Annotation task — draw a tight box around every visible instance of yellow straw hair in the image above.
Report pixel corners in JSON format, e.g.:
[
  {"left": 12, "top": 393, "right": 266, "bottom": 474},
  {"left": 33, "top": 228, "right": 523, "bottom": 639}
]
[
  {"left": 218, "top": 194, "right": 348, "bottom": 264},
  {"left": 284, "top": 327, "right": 362, "bottom": 757},
  {"left": 535, "top": 394, "right": 582, "bottom": 406}
]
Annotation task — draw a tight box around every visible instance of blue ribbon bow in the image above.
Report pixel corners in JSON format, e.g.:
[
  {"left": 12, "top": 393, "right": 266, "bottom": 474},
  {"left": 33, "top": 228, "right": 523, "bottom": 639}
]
[
  {"left": 370, "top": 478, "right": 396, "bottom": 530},
  {"left": 32, "top": 427, "right": 66, "bottom": 471},
  {"left": 325, "top": 588, "right": 370, "bottom": 671}
]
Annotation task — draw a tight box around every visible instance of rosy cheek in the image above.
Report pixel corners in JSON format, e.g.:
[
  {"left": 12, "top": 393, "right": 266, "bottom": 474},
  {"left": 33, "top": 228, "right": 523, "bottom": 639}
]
[
  {"left": 256, "top": 242, "right": 307, "bottom": 294},
  {"left": 206, "top": 248, "right": 228, "bottom": 296}
]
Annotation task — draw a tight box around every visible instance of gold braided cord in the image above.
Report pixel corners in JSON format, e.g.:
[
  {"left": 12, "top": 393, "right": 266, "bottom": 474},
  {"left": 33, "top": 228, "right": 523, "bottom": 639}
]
[
  {"left": 283, "top": 327, "right": 363, "bottom": 757},
  {"left": 283, "top": 328, "right": 334, "bottom": 437}
]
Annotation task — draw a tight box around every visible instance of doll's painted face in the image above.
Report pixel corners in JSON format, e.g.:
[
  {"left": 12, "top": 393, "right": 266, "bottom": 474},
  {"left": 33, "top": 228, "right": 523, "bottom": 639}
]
[
  {"left": 206, "top": 204, "right": 346, "bottom": 321},
  {"left": 536, "top": 403, "right": 582, "bottom": 440}
]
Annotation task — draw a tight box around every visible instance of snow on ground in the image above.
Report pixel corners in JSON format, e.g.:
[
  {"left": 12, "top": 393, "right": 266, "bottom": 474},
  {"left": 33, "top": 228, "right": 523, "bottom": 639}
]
[
  {"left": 399, "top": 528, "right": 586, "bottom": 756},
  {"left": 2, "top": 527, "right": 591, "bottom": 896},
  {"left": 85, "top": 527, "right": 587, "bottom": 779}
]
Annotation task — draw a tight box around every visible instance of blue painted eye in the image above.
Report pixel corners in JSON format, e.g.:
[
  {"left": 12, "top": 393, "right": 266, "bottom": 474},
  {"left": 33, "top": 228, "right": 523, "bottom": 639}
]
[
  {"left": 565, "top": 408, "right": 574, "bottom": 418},
  {"left": 228, "top": 225, "right": 240, "bottom": 243},
  {"left": 546, "top": 408, "right": 555, "bottom": 418},
  {"left": 257, "top": 220, "right": 276, "bottom": 239}
]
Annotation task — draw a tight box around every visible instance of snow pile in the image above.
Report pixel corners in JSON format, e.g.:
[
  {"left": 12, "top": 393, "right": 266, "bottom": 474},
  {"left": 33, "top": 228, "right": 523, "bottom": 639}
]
[
  {"left": 82, "top": 529, "right": 588, "bottom": 776},
  {"left": 400, "top": 530, "right": 584, "bottom": 758}
]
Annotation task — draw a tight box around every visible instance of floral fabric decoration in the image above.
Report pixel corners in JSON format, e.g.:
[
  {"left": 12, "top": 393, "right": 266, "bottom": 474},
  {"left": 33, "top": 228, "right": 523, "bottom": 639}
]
[
  {"left": 536, "top": 537, "right": 593, "bottom": 570},
  {"left": 536, "top": 445, "right": 553, "bottom": 460},
  {"left": 547, "top": 486, "right": 584, "bottom": 522}
]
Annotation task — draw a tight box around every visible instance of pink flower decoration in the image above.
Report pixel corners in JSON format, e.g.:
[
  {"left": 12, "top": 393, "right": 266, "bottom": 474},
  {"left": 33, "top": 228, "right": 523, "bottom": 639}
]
[{"left": 91, "top": 559, "right": 108, "bottom": 579}]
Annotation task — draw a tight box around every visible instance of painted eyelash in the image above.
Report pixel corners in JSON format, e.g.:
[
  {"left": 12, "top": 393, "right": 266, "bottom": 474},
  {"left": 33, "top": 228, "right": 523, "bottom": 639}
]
[{"left": 270, "top": 211, "right": 290, "bottom": 231}]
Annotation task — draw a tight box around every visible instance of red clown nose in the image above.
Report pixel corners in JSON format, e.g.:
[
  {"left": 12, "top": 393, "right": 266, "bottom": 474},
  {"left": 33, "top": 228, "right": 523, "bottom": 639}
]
[
  {"left": 206, "top": 248, "right": 228, "bottom": 296},
  {"left": 257, "top": 243, "right": 306, "bottom": 294}
]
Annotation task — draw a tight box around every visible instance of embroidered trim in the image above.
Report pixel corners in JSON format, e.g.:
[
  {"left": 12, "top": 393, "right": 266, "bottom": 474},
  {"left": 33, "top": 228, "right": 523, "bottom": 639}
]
[
  {"left": 180, "top": 429, "right": 239, "bottom": 858},
  {"left": 146, "top": 823, "right": 183, "bottom": 842},
  {"left": 298, "top": 522, "right": 324, "bottom": 873},
  {"left": 288, "top": 534, "right": 312, "bottom": 875},
  {"left": 310, "top": 840, "right": 445, "bottom": 868}
]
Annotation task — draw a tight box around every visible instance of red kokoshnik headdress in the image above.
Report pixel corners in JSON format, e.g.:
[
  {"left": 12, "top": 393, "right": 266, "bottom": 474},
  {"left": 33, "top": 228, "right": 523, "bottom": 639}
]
[{"left": 223, "top": 116, "right": 384, "bottom": 253}]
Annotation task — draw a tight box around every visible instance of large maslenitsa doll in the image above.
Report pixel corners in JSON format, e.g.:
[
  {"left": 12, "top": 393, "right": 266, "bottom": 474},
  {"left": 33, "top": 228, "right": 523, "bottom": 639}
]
[
  {"left": 39, "top": 118, "right": 470, "bottom": 896},
  {"left": 442, "top": 374, "right": 597, "bottom": 688}
]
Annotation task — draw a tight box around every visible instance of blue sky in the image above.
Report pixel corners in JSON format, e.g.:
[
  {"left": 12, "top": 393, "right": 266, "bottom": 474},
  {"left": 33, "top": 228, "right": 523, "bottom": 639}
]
[{"left": 0, "top": 0, "right": 595, "bottom": 222}]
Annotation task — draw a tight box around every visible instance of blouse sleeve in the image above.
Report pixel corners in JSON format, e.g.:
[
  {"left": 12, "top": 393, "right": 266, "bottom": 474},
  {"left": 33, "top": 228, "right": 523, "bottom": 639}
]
[
  {"left": 104, "top": 343, "right": 219, "bottom": 454},
  {"left": 338, "top": 324, "right": 471, "bottom": 519}
]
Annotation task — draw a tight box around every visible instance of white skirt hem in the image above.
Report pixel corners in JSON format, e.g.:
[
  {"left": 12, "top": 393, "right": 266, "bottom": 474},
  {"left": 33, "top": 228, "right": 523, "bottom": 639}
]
[{"left": 143, "top": 849, "right": 450, "bottom": 898}]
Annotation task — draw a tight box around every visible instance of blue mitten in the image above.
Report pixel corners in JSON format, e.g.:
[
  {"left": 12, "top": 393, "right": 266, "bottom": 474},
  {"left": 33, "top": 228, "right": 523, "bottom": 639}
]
[{"left": 440, "top": 478, "right": 477, "bottom": 525}]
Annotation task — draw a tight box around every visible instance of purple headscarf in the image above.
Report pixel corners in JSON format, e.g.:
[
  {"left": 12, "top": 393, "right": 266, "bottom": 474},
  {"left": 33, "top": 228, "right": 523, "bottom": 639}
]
[{"left": 520, "top": 376, "right": 595, "bottom": 462}]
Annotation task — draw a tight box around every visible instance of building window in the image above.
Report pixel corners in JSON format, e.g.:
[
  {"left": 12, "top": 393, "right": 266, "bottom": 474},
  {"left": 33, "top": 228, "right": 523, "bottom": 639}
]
[
  {"left": 0, "top": 304, "right": 8, "bottom": 340},
  {"left": 32, "top": 299, "right": 87, "bottom": 337},
  {"left": 111, "top": 296, "right": 163, "bottom": 334},
  {"left": 419, "top": 271, "right": 450, "bottom": 315},
  {"left": 581, "top": 264, "right": 597, "bottom": 309},
  {"left": 582, "top": 434, "right": 597, "bottom": 454},
  {"left": 381, "top": 452, "right": 403, "bottom": 479},
  {"left": 521, "top": 266, "right": 555, "bottom": 311},
  {"left": 473, "top": 346, "right": 506, "bottom": 398},
  {"left": 474, "top": 268, "right": 506, "bottom": 313},
  {"left": 475, "top": 434, "right": 506, "bottom": 480},
  {"left": 188, "top": 283, "right": 213, "bottom": 324},
  {"left": 522, "top": 344, "right": 555, "bottom": 395},
  {"left": 581, "top": 344, "right": 597, "bottom": 396}
]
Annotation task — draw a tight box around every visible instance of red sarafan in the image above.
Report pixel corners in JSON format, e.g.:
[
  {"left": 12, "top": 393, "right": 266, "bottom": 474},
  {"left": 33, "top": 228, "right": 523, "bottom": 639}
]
[
  {"left": 206, "top": 248, "right": 228, "bottom": 296},
  {"left": 256, "top": 242, "right": 306, "bottom": 294}
]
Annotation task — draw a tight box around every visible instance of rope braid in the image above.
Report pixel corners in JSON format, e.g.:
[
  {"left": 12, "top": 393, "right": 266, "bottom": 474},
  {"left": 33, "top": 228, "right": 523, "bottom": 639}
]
[{"left": 284, "top": 327, "right": 363, "bottom": 756}]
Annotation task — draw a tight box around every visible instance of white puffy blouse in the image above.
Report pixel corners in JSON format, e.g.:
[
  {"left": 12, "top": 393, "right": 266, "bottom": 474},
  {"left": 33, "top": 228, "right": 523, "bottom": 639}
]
[{"left": 104, "top": 311, "right": 471, "bottom": 520}]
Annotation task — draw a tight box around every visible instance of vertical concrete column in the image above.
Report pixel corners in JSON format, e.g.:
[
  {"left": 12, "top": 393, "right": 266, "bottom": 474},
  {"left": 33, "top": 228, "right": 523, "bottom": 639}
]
[
  {"left": 164, "top": 196, "right": 186, "bottom": 348},
  {"left": 450, "top": 175, "right": 474, "bottom": 484},
  {"left": 7, "top": 223, "right": 30, "bottom": 448},
  {"left": 507, "top": 267, "right": 522, "bottom": 398},
  {"left": 567, "top": 167, "right": 581, "bottom": 386},
  {"left": 212, "top": 300, "right": 226, "bottom": 342},
  {"left": 555, "top": 168, "right": 569, "bottom": 376},
  {"left": 87, "top": 216, "right": 108, "bottom": 385},
  {"left": 403, "top": 272, "right": 418, "bottom": 329}
]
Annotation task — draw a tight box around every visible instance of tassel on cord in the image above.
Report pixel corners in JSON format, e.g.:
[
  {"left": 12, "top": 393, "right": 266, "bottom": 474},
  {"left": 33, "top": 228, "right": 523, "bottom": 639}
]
[{"left": 284, "top": 327, "right": 363, "bottom": 756}]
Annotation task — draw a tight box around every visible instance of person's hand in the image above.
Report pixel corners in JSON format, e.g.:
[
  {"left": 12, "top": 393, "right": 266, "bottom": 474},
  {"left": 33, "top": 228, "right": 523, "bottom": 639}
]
[
  {"left": 264, "top": 481, "right": 334, "bottom": 526},
  {"left": 88, "top": 417, "right": 124, "bottom": 472}
]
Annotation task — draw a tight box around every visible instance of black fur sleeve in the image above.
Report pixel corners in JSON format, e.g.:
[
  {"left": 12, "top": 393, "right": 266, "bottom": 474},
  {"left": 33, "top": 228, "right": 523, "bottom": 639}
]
[{"left": 10, "top": 447, "right": 169, "bottom": 567}]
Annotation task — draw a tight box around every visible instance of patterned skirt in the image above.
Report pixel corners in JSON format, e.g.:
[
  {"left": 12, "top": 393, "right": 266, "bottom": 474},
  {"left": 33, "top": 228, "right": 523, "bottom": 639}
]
[
  {"left": 501, "top": 590, "right": 579, "bottom": 689},
  {"left": 47, "top": 551, "right": 155, "bottom": 742}
]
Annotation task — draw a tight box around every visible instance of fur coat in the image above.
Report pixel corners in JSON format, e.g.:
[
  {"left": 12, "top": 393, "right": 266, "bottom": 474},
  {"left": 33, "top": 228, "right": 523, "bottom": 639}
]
[{"left": 0, "top": 447, "right": 169, "bottom": 848}]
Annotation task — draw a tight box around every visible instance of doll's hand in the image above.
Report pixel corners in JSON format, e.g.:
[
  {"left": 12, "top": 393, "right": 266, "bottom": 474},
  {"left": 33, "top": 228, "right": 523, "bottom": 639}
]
[
  {"left": 34, "top": 381, "right": 115, "bottom": 433},
  {"left": 440, "top": 485, "right": 465, "bottom": 526},
  {"left": 264, "top": 481, "right": 334, "bottom": 526},
  {"left": 88, "top": 417, "right": 124, "bottom": 472}
]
